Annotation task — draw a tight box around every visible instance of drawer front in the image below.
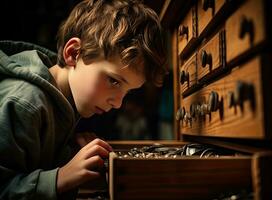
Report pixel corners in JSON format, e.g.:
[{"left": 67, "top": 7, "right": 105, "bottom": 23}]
[
  {"left": 178, "top": 56, "right": 264, "bottom": 139},
  {"left": 109, "top": 152, "right": 251, "bottom": 200},
  {"left": 179, "top": 53, "right": 197, "bottom": 94},
  {"left": 226, "top": 0, "right": 265, "bottom": 62},
  {"left": 197, "top": 0, "right": 226, "bottom": 35},
  {"left": 178, "top": 7, "right": 197, "bottom": 57},
  {"left": 197, "top": 30, "right": 224, "bottom": 81}
]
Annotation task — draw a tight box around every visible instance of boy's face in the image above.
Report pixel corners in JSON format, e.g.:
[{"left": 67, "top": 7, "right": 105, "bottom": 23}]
[{"left": 68, "top": 56, "right": 145, "bottom": 118}]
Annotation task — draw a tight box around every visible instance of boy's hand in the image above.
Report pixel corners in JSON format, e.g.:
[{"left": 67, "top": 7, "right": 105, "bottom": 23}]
[{"left": 57, "top": 138, "right": 113, "bottom": 194}]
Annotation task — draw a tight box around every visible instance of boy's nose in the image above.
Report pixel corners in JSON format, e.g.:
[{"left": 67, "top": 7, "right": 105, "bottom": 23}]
[{"left": 108, "top": 92, "right": 125, "bottom": 109}]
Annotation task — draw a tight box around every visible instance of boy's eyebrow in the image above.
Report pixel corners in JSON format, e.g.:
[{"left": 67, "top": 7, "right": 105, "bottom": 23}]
[{"left": 107, "top": 72, "right": 129, "bottom": 84}]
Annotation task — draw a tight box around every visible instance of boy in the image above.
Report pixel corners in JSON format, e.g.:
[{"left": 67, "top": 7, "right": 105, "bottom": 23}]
[{"left": 0, "top": 0, "right": 167, "bottom": 199}]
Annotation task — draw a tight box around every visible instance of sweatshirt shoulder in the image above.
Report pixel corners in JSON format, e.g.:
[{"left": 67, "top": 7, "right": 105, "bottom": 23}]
[{"left": 0, "top": 78, "right": 52, "bottom": 110}]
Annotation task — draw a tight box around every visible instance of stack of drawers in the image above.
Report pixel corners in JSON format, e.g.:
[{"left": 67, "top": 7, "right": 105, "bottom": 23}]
[
  {"left": 175, "top": 0, "right": 272, "bottom": 140},
  {"left": 170, "top": 0, "right": 272, "bottom": 199}
]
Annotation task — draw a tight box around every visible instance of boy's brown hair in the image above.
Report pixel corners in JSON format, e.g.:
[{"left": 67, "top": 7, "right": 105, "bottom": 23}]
[{"left": 56, "top": 0, "right": 167, "bottom": 86}]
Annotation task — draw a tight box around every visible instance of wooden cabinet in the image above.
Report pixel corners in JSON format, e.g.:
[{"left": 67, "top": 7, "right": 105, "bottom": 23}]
[
  {"left": 168, "top": 0, "right": 272, "bottom": 199},
  {"left": 78, "top": 0, "right": 272, "bottom": 199}
]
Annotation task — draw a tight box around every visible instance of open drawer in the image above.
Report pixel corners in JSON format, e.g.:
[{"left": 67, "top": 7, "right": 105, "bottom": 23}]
[{"left": 108, "top": 141, "right": 252, "bottom": 200}]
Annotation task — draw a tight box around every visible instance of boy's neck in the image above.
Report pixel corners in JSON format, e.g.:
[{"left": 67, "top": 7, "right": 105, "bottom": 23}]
[{"left": 49, "top": 65, "right": 74, "bottom": 105}]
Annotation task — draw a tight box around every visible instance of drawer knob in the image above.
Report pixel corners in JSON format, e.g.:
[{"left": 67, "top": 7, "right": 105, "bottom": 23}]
[
  {"left": 234, "top": 81, "right": 246, "bottom": 106},
  {"left": 239, "top": 16, "right": 254, "bottom": 44},
  {"left": 202, "top": 0, "right": 214, "bottom": 11},
  {"left": 180, "top": 70, "right": 189, "bottom": 85},
  {"left": 208, "top": 91, "right": 219, "bottom": 112},
  {"left": 178, "top": 25, "right": 189, "bottom": 39},
  {"left": 176, "top": 107, "right": 185, "bottom": 121},
  {"left": 227, "top": 91, "right": 235, "bottom": 108},
  {"left": 234, "top": 81, "right": 255, "bottom": 110},
  {"left": 200, "top": 104, "right": 210, "bottom": 115},
  {"left": 201, "top": 50, "right": 212, "bottom": 68},
  {"left": 190, "top": 104, "right": 196, "bottom": 118}
]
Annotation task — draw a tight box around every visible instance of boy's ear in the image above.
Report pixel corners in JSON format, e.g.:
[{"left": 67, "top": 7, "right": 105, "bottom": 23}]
[{"left": 63, "top": 37, "right": 81, "bottom": 66}]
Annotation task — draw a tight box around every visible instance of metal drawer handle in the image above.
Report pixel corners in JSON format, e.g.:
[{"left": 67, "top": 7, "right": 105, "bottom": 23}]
[
  {"left": 197, "top": 91, "right": 220, "bottom": 116},
  {"left": 239, "top": 16, "right": 254, "bottom": 45},
  {"left": 178, "top": 25, "right": 189, "bottom": 40},
  {"left": 202, "top": 0, "right": 214, "bottom": 11},
  {"left": 176, "top": 107, "right": 186, "bottom": 121},
  {"left": 208, "top": 91, "right": 219, "bottom": 112},
  {"left": 201, "top": 50, "right": 212, "bottom": 68},
  {"left": 228, "top": 81, "right": 256, "bottom": 111},
  {"left": 180, "top": 70, "right": 189, "bottom": 85}
]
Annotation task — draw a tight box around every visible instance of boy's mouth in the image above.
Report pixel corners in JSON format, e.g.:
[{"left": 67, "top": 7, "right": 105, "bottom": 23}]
[{"left": 95, "top": 106, "right": 105, "bottom": 114}]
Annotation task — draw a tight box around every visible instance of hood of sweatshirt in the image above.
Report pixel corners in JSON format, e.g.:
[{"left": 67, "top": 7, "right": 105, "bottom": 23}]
[{"left": 0, "top": 40, "right": 76, "bottom": 127}]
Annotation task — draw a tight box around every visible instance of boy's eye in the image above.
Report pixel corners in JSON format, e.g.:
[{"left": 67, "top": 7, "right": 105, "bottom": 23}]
[{"left": 108, "top": 76, "right": 121, "bottom": 87}]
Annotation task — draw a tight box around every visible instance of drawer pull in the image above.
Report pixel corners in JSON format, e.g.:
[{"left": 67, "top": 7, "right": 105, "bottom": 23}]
[
  {"left": 202, "top": 0, "right": 214, "bottom": 11},
  {"left": 178, "top": 25, "right": 189, "bottom": 40},
  {"left": 180, "top": 70, "right": 189, "bottom": 84},
  {"left": 176, "top": 107, "right": 186, "bottom": 121},
  {"left": 190, "top": 103, "right": 196, "bottom": 118},
  {"left": 239, "top": 16, "right": 254, "bottom": 44},
  {"left": 233, "top": 81, "right": 256, "bottom": 111},
  {"left": 200, "top": 104, "right": 210, "bottom": 115},
  {"left": 201, "top": 50, "right": 212, "bottom": 68},
  {"left": 227, "top": 91, "right": 235, "bottom": 108},
  {"left": 209, "top": 91, "right": 219, "bottom": 112}
]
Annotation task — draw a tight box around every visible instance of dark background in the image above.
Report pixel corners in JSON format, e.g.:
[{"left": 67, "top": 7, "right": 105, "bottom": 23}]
[{"left": 1, "top": 0, "right": 173, "bottom": 140}]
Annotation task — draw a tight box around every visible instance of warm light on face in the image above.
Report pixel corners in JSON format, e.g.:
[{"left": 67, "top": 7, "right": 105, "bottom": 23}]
[{"left": 68, "top": 57, "right": 145, "bottom": 118}]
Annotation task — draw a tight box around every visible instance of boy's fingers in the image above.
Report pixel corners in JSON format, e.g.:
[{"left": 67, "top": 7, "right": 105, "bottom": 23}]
[
  {"left": 84, "top": 170, "right": 101, "bottom": 181},
  {"left": 85, "top": 138, "right": 113, "bottom": 152},
  {"left": 84, "top": 155, "right": 105, "bottom": 171},
  {"left": 84, "top": 144, "right": 109, "bottom": 159}
]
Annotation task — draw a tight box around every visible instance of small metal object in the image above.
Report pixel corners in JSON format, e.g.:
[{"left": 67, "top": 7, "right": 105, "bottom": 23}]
[
  {"left": 201, "top": 50, "right": 212, "bottom": 68},
  {"left": 234, "top": 81, "right": 244, "bottom": 106},
  {"left": 146, "top": 153, "right": 154, "bottom": 158},
  {"left": 239, "top": 15, "right": 254, "bottom": 44},
  {"left": 200, "top": 103, "right": 209, "bottom": 115},
  {"left": 202, "top": 0, "right": 214, "bottom": 11},
  {"left": 176, "top": 107, "right": 185, "bottom": 121},
  {"left": 180, "top": 70, "right": 189, "bottom": 85},
  {"left": 227, "top": 91, "right": 235, "bottom": 108},
  {"left": 178, "top": 25, "right": 189, "bottom": 39},
  {"left": 208, "top": 91, "right": 219, "bottom": 112},
  {"left": 190, "top": 104, "right": 196, "bottom": 118}
]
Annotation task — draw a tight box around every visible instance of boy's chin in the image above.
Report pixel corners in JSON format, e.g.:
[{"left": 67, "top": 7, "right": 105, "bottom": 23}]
[{"left": 79, "top": 110, "right": 95, "bottom": 118}]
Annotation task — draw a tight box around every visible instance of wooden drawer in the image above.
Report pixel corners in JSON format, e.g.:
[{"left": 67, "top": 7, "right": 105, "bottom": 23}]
[
  {"left": 178, "top": 6, "right": 197, "bottom": 58},
  {"left": 178, "top": 56, "right": 265, "bottom": 139},
  {"left": 179, "top": 53, "right": 198, "bottom": 94},
  {"left": 197, "top": 30, "right": 225, "bottom": 82},
  {"left": 225, "top": 0, "right": 265, "bottom": 63},
  {"left": 197, "top": 0, "right": 226, "bottom": 36},
  {"left": 109, "top": 146, "right": 252, "bottom": 200}
]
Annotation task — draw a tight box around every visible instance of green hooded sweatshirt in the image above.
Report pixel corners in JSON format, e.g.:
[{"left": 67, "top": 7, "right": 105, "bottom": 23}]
[{"left": 0, "top": 41, "right": 77, "bottom": 199}]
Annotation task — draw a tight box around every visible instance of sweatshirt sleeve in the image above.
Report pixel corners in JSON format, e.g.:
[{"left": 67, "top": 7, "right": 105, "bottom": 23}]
[{"left": 0, "top": 96, "right": 58, "bottom": 200}]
